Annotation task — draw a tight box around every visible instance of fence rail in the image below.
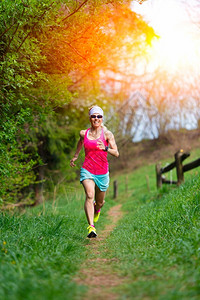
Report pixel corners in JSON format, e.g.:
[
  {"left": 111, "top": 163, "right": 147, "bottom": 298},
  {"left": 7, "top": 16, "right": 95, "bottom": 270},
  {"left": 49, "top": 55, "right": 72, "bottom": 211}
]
[{"left": 156, "top": 149, "right": 200, "bottom": 189}]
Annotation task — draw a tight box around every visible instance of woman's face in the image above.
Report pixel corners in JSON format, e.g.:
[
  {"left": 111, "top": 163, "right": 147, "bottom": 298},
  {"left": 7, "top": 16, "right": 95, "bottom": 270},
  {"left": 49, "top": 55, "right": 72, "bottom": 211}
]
[{"left": 90, "top": 113, "right": 103, "bottom": 128}]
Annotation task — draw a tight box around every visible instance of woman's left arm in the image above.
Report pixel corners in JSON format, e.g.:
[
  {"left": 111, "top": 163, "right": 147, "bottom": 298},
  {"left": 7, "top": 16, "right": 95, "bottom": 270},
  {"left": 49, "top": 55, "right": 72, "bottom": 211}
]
[{"left": 106, "top": 131, "right": 119, "bottom": 157}]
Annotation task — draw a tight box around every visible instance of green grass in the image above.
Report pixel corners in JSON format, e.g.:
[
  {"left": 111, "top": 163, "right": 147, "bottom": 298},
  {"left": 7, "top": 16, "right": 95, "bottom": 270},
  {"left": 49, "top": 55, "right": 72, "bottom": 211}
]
[
  {"left": 0, "top": 190, "right": 85, "bottom": 299},
  {"left": 104, "top": 163, "right": 200, "bottom": 299},
  {"left": 0, "top": 185, "right": 115, "bottom": 300},
  {"left": 1, "top": 149, "right": 200, "bottom": 300}
]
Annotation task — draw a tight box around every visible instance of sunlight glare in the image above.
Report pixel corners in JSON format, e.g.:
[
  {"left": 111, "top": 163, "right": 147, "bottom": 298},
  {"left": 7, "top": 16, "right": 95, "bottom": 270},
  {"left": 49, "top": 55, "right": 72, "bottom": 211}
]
[{"left": 132, "top": 0, "right": 200, "bottom": 75}]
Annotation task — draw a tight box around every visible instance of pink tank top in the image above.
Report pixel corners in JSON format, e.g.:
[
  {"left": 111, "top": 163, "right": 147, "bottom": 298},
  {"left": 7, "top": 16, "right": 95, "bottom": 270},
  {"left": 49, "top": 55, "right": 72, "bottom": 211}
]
[{"left": 82, "top": 128, "right": 109, "bottom": 175}]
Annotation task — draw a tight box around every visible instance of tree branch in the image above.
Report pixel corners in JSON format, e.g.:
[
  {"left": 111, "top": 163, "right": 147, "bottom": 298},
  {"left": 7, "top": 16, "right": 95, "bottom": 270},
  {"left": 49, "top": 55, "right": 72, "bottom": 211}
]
[
  {"left": 16, "top": 2, "right": 55, "bottom": 53},
  {"left": 5, "top": 12, "right": 23, "bottom": 54},
  {"left": 0, "top": 22, "right": 18, "bottom": 39},
  {"left": 64, "top": 42, "right": 89, "bottom": 63},
  {"left": 61, "top": 0, "right": 89, "bottom": 22}
]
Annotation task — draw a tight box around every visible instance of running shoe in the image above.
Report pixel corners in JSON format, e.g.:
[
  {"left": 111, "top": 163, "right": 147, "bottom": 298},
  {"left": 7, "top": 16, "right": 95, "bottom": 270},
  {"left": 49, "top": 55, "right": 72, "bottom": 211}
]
[
  {"left": 87, "top": 225, "right": 97, "bottom": 238},
  {"left": 94, "top": 210, "right": 101, "bottom": 223}
]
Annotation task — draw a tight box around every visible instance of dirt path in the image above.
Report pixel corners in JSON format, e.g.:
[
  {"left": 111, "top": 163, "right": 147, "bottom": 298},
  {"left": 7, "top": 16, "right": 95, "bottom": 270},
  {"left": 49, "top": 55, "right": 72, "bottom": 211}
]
[{"left": 74, "top": 204, "right": 125, "bottom": 300}]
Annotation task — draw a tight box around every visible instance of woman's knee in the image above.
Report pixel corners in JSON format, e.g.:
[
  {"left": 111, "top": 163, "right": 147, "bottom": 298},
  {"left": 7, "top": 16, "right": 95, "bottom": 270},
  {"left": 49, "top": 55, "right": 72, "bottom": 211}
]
[
  {"left": 86, "top": 191, "right": 95, "bottom": 201},
  {"left": 97, "top": 199, "right": 105, "bottom": 208},
  {"left": 101, "top": 199, "right": 105, "bottom": 206},
  {"left": 82, "top": 180, "right": 95, "bottom": 201}
]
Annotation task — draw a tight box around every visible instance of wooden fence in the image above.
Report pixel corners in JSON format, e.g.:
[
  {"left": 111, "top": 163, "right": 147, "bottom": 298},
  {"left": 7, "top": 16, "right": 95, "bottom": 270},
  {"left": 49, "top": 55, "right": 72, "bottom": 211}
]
[{"left": 156, "top": 149, "right": 200, "bottom": 189}]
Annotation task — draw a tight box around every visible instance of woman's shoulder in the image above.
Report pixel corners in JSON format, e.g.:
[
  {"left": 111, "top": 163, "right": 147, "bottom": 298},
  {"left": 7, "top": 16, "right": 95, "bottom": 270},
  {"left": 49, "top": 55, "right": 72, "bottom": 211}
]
[
  {"left": 103, "top": 127, "right": 113, "bottom": 139},
  {"left": 80, "top": 129, "right": 88, "bottom": 139}
]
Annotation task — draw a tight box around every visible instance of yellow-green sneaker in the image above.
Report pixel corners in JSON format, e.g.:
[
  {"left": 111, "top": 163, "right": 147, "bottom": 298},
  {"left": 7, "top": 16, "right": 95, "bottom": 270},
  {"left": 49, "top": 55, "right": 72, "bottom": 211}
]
[
  {"left": 87, "top": 225, "right": 97, "bottom": 238},
  {"left": 94, "top": 210, "right": 101, "bottom": 223}
]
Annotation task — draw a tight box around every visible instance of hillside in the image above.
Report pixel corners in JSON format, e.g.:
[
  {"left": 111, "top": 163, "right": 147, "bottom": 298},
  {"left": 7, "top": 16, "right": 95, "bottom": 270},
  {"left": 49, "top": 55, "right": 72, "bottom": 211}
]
[
  {"left": 1, "top": 137, "right": 200, "bottom": 300},
  {"left": 110, "top": 128, "right": 200, "bottom": 173}
]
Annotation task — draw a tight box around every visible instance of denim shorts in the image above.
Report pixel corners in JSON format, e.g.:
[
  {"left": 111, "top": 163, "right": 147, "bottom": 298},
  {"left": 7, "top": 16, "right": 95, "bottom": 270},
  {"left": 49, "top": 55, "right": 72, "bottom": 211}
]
[{"left": 80, "top": 168, "right": 109, "bottom": 192}]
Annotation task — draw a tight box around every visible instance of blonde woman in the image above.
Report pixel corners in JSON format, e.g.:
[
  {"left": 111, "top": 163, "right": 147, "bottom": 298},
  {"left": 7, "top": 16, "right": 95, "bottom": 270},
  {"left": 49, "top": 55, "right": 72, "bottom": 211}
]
[{"left": 70, "top": 105, "right": 119, "bottom": 238}]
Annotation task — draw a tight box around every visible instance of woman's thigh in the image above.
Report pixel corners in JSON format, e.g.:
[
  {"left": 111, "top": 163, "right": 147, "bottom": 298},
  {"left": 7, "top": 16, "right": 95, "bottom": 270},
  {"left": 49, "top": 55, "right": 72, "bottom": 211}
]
[{"left": 82, "top": 179, "right": 95, "bottom": 200}]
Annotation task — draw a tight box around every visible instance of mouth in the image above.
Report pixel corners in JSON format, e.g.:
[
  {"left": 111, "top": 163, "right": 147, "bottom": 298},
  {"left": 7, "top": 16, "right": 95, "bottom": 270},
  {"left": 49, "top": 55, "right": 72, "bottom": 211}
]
[{"left": 93, "top": 120, "right": 100, "bottom": 125}]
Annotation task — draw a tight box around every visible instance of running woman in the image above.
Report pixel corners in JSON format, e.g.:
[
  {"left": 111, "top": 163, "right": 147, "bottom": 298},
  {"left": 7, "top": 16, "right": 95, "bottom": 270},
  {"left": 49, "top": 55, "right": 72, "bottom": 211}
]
[{"left": 70, "top": 105, "right": 119, "bottom": 238}]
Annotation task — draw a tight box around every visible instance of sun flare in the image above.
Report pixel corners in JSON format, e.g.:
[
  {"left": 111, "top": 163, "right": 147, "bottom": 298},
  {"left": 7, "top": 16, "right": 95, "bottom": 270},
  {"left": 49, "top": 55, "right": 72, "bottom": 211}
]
[
  {"left": 132, "top": 0, "right": 200, "bottom": 75},
  {"left": 149, "top": 30, "right": 199, "bottom": 74}
]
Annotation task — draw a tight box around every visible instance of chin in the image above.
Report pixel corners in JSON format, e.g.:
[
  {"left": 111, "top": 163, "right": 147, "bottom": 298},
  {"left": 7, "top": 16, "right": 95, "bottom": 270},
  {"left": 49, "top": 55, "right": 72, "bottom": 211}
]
[{"left": 92, "top": 122, "right": 101, "bottom": 126}]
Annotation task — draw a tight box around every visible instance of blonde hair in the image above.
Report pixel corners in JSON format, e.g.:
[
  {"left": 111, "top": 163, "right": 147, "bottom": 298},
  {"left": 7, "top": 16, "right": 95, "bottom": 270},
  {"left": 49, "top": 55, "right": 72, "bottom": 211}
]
[{"left": 88, "top": 106, "right": 94, "bottom": 112}]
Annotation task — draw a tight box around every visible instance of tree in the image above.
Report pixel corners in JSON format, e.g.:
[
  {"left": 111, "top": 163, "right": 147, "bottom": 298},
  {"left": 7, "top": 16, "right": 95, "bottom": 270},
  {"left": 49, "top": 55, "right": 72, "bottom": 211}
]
[{"left": 0, "top": 0, "right": 155, "bottom": 205}]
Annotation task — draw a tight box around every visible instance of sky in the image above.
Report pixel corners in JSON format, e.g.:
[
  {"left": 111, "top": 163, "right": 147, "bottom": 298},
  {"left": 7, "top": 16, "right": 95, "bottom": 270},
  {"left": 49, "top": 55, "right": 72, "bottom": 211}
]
[
  {"left": 128, "top": 0, "right": 200, "bottom": 140},
  {"left": 131, "top": 0, "right": 198, "bottom": 34},
  {"left": 131, "top": 0, "right": 200, "bottom": 75}
]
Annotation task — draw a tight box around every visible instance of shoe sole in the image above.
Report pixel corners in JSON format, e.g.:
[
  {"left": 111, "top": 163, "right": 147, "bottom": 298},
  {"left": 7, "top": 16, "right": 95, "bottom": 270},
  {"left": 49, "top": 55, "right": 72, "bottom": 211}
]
[{"left": 87, "top": 231, "right": 97, "bottom": 238}]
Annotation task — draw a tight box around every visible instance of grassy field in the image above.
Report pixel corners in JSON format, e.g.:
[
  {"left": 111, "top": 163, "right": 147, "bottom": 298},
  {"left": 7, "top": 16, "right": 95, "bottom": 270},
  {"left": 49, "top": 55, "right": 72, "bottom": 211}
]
[
  {"left": 105, "top": 150, "right": 200, "bottom": 299},
  {"left": 0, "top": 148, "right": 200, "bottom": 299},
  {"left": 0, "top": 187, "right": 85, "bottom": 299},
  {"left": 0, "top": 182, "right": 114, "bottom": 300}
]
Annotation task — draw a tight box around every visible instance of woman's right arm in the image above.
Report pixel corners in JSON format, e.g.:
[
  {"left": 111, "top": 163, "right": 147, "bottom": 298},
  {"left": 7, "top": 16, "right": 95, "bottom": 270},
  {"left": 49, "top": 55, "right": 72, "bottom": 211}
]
[{"left": 70, "top": 130, "right": 85, "bottom": 167}]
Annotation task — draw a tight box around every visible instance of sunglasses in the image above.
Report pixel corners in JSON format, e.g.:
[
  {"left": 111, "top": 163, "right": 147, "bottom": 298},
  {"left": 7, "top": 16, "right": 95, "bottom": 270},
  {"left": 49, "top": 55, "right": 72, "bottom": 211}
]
[{"left": 90, "top": 115, "right": 103, "bottom": 119}]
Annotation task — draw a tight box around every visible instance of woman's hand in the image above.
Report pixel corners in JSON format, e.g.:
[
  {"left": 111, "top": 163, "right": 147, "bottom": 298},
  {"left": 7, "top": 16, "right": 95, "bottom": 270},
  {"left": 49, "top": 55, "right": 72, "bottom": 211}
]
[
  {"left": 97, "top": 140, "right": 106, "bottom": 151},
  {"left": 70, "top": 156, "right": 78, "bottom": 167}
]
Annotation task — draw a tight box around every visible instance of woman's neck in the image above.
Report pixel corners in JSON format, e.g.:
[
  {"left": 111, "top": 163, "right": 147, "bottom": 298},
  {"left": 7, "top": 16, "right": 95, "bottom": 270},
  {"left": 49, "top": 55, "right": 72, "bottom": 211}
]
[{"left": 90, "top": 126, "right": 101, "bottom": 133}]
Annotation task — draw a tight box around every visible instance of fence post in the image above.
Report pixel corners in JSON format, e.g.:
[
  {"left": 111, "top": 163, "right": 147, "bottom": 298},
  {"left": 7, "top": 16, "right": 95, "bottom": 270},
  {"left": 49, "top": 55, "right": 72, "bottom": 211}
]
[
  {"left": 175, "top": 150, "right": 184, "bottom": 185},
  {"left": 146, "top": 174, "right": 150, "bottom": 192},
  {"left": 113, "top": 180, "right": 118, "bottom": 198},
  {"left": 156, "top": 163, "right": 162, "bottom": 189},
  {"left": 125, "top": 175, "right": 128, "bottom": 193}
]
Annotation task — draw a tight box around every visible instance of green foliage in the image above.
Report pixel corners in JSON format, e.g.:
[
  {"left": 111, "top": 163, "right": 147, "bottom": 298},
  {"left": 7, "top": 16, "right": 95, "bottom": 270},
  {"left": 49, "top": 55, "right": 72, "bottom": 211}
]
[
  {"left": 0, "top": 0, "right": 72, "bottom": 203},
  {"left": 0, "top": 181, "right": 116, "bottom": 300},
  {"left": 0, "top": 189, "right": 88, "bottom": 300},
  {"left": 0, "top": 1, "right": 53, "bottom": 203},
  {"left": 0, "top": 0, "right": 154, "bottom": 204},
  {"left": 1, "top": 154, "right": 200, "bottom": 299},
  {"left": 105, "top": 167, "right": 200, "bottom": 299}
]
